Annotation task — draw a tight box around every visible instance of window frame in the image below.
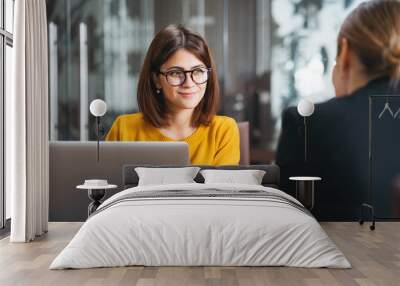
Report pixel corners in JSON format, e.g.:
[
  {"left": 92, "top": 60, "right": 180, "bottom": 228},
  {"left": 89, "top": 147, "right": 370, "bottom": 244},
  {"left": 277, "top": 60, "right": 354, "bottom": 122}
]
[{"left": 0, "top": 0, "right": 13, "bottom": 231}]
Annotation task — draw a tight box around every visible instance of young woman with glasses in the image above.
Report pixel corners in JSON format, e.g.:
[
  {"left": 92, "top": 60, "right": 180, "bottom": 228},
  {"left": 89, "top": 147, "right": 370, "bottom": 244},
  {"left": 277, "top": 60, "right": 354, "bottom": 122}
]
[{"left": 106, "top": 25, "right": 240, "bottom": 165}]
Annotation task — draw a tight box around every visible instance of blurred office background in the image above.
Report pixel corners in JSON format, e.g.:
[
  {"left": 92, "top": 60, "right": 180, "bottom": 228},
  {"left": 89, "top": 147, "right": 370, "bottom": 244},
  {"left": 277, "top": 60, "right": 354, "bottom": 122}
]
[{"left": 45, "top": 0, "right": 364, "bottom": 163}]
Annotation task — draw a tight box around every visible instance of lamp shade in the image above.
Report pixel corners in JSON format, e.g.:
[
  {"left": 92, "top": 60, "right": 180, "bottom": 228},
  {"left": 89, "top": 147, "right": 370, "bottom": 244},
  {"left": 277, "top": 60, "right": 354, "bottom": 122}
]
[
  {"left": 297, "top": 99, "right": 314, "bottom": 117},
  {"left": 90, "top": 99, "right": 107, "bottom": 117}
]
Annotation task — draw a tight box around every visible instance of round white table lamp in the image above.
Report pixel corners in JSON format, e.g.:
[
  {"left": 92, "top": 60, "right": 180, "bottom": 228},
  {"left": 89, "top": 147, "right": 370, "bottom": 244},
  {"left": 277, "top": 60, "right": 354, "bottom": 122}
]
[
  {"left": 90, "top": 99, "right": 107, "bottom": 117},
  {"left": 89, "top": 99, "right": 107, "bottom": 162},
  {"left": 297, "top": 99, "right": 314, "bottom": 162},
  {"left": 297, "top": 99, "right": 314, "bottom": 117}
]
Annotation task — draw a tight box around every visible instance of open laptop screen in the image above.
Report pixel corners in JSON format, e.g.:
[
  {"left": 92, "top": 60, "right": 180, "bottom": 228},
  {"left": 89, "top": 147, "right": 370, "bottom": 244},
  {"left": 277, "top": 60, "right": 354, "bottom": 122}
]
[{"left": 49, "top": 141, "right": 189, "bottom": 221}]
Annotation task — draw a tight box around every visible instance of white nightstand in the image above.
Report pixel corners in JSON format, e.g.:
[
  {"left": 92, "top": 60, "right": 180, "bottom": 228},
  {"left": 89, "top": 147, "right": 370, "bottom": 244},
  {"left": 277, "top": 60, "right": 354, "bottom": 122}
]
[
  {"left": 289, "top": 176, "right": 321, "bottom": 210},
  {"left": 77, "top": 181, "right": 117, "bottom": 217}
]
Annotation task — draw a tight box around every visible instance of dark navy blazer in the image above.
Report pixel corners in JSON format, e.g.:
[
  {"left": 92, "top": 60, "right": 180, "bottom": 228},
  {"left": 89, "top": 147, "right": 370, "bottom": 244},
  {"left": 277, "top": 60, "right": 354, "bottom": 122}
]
[{"left": 276, "top": 77, "right": 400, "bottom": 220}]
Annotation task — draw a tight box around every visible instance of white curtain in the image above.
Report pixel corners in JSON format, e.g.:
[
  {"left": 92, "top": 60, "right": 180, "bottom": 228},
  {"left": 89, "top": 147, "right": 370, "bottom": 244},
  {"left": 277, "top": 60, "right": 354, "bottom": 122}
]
[{"left": 7, "top": 0, "right": 49, "bottom": 242}]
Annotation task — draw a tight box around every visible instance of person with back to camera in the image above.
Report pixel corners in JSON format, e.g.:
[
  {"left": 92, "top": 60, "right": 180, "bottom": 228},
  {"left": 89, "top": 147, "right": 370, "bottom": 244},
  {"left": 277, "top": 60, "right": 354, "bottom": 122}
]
[
  {"left": 106, "top": 25, "right": 240, "bottom": 165},
  {"left": 276, "top": 0, "right": 400, "bottom": 220}
]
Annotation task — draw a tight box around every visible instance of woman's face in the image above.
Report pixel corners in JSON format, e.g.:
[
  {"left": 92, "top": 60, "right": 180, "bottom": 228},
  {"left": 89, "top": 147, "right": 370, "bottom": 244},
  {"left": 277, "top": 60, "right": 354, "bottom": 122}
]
[{"left": 156, "top": 48, "right": 208, "bottom": 112}]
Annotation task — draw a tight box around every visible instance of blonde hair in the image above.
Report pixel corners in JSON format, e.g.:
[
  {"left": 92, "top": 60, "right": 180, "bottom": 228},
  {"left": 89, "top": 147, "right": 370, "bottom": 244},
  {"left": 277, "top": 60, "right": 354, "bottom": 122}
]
[{"left": 338, "top": 0, "right": 400, "bottom": 84}]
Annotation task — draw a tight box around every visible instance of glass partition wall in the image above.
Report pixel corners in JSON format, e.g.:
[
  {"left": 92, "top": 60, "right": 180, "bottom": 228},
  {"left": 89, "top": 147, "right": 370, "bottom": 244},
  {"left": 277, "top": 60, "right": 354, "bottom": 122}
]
[{"left": 47, "top": 0, "right": 362, "bottom": 163}]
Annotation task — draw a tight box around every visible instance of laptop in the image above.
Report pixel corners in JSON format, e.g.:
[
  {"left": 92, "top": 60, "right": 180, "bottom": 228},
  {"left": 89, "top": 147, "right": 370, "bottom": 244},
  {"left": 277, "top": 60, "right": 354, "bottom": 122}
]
[{"left": 49, "top": 141, "right": 189, "bottom": 221}]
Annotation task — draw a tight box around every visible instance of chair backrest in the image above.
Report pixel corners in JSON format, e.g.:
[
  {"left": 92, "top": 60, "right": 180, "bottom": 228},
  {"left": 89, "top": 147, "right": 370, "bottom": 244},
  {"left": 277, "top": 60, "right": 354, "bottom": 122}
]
[{"left": 238, "top": 121, "right": 250, "bottom": 165}]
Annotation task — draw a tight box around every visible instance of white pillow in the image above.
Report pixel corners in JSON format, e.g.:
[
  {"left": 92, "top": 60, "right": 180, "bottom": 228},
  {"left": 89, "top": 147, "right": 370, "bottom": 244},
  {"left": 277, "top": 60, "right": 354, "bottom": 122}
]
[
  {"left": 200, "top": 169, "right": 266, "bottom": 185},
  {"left": 135, "top": 167, "right": 200, "bottom": 186}
]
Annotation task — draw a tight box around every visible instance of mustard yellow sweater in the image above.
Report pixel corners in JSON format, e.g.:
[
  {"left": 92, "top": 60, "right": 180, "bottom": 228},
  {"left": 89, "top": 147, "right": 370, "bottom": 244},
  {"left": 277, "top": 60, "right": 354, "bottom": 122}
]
[{"left": 105, "top": 113, "right": 240, "bottom": 165}]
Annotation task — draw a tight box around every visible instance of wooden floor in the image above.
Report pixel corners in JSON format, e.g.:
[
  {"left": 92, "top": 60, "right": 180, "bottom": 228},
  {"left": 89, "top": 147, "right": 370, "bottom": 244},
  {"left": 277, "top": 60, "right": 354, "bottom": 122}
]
[{"left": 0, "top": 222, "right": 399, "bottom": 286}]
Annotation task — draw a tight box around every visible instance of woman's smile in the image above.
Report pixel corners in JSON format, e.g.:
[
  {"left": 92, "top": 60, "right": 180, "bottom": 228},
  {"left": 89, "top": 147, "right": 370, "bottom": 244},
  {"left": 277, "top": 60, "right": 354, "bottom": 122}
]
[{"left": 178, "top": 91, "right": 197, "bottom": 99}]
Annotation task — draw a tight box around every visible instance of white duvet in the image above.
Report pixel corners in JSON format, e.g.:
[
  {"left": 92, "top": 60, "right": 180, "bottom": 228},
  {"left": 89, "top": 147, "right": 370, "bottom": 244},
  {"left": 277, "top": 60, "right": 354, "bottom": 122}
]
[{"left": 50, "top": 183, "right": 351, "bottom": 269}]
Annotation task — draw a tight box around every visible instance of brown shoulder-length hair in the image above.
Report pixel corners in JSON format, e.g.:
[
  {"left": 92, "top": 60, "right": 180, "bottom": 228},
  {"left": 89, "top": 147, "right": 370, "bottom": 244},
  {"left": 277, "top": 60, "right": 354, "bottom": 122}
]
[
  {"left": 338, "top": 0, "right": 400, "bottom": 85},
  {"left": 137, "top": 24, "right": 220, "bottom": 128}
]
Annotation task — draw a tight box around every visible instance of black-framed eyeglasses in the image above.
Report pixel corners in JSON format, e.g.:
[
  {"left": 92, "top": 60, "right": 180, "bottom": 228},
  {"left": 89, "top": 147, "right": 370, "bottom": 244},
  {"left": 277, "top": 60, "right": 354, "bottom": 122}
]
[{"left": 158, "top": 67, "right": 211, "bottom": 86}]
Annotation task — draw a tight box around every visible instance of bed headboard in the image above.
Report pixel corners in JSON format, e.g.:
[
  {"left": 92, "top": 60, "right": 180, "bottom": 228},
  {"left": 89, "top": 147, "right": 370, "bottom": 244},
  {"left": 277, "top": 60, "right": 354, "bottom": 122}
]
[{"left": 122, "top": 165, "right": 280, "bottom": 189}]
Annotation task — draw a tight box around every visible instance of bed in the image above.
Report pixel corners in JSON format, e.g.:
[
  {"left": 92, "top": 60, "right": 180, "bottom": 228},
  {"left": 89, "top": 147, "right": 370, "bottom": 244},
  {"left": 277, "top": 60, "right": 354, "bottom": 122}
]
[{"left": 50, "top": 165, "right": 350, "bottom": 269}]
